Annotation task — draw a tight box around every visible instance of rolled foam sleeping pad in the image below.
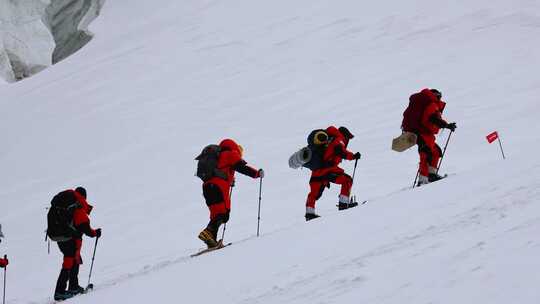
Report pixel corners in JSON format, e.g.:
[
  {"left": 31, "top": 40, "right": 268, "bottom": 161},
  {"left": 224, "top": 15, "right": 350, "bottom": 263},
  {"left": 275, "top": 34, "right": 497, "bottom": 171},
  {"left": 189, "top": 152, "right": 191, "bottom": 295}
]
[{"left": 289, "top": 147, "right": 312, "bottom": 169}]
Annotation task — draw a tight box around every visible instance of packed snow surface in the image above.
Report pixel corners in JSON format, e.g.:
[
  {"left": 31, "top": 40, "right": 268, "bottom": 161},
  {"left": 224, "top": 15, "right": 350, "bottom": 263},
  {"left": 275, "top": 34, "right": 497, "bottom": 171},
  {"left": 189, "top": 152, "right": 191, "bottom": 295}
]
[{"left": 0, "top": 0, "right": 539, "bottom": 303}]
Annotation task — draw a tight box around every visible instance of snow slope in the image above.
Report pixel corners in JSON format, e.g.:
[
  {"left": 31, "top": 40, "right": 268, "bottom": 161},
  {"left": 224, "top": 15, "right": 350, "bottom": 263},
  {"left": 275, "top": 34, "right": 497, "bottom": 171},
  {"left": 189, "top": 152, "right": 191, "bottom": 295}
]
[{"left": 0, "top": 0, "right": 540, "bottom": 303}]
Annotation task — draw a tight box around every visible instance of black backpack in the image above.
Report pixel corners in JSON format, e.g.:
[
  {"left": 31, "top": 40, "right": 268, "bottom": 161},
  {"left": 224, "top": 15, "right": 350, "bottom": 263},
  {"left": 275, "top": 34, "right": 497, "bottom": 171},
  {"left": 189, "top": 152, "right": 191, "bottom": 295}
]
[
  {"left": 46, "top": 190, "right": 81, "bottom": 242},
  {"left": 303, "top": 129, "right": 329, "bottom": 170},
  {"left": 195, "top": 145, "right": 228, "bottom": 182}
]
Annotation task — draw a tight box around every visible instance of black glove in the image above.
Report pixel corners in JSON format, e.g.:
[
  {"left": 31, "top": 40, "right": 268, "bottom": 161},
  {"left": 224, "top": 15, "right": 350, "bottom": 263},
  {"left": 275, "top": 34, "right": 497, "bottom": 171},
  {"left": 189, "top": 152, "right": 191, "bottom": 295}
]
[
  {"left": 446, "top": 122, "right": 457, "bottom": 132},
  {"left": 95, "top": 228, "right": 102, "bottom": 238},
  {"left": 258, "top": 169, "right": 265, "bottom": 179},
  {"left": 223, "top": 211, "right": 230, "bottom": 224},
  {"left": 353, "top": 152, "right": 361, "bottom": 160}
]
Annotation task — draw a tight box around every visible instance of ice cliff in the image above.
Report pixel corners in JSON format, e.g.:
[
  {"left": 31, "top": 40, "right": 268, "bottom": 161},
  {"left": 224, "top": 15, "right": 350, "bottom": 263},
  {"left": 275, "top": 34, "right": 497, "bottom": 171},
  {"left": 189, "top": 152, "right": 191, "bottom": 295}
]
[{"left": 0, "top": 0, "right": 104, "bottom": 82}]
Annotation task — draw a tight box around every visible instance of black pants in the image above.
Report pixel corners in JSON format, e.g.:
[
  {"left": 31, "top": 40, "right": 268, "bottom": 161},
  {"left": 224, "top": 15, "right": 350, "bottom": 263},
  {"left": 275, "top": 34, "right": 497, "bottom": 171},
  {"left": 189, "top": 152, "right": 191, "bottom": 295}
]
[
  {"left": 203, "top": 183, "right": 230, "bottom": 239},
  {"left": 58, "top": 239, "right": 76, "bottom": 259},
  {"left": 55, "top": 239, "right": 82, "bottom": 293}
]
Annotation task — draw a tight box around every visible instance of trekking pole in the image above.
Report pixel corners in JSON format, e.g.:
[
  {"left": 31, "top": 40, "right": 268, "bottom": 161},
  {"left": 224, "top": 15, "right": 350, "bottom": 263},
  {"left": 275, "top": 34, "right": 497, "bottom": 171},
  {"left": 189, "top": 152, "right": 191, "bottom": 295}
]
[
  {"left": 221, "top": 185, "right": 234, "bottom": 241},
  {"left": 351, "top": 158, "right": 359, "bottom": 185},
  {"left": 3, "top": 255, "right": 7, "bottom": 304},
  {"left": 436, "top": 130, "right": 453, "bottom": 174},
  {"left": 87, "top": 237, "right": 99, "bottom": 289},
  {"left": 44, "top": 231, "right": 50, "bottom": 254},
  {"left": 221, "top": 223, "right": 226, "bottom": 242},
  {"left": 256, "top": 175, "right": 263, "bottom": 237},
  {"left": 412, "top": 169, "right": 420, "bottom": 188},
  {"left": 349, "top": 158, "right": 359, "bottom": 203}
]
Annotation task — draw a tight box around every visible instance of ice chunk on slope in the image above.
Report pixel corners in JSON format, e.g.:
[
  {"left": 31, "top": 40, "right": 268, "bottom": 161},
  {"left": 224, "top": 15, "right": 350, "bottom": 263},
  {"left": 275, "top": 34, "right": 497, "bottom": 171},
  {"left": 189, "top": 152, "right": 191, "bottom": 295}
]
[{"left": 0, "top": 0, "right": 104, "bottom": 82}]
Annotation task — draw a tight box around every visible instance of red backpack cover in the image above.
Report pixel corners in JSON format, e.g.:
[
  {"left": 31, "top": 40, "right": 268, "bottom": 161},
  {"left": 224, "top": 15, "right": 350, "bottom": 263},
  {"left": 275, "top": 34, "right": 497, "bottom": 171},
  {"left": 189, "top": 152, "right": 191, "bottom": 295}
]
[{"left": 401, "top": 91, "right": 434, "bottom": 133}]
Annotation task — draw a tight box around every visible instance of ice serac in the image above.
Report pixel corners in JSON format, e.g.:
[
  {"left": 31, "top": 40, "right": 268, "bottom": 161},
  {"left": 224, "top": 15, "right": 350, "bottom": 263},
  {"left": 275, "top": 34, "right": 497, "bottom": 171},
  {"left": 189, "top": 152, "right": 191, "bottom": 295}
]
[
  {"left": 0, "top": 0, "right": 104, "bottom": 83},
  {"left": 44, "top": 0, "right": 105, "bottom": 64},
  {"left": 0, "top": 0, "right": 52, "bottom": 82}
]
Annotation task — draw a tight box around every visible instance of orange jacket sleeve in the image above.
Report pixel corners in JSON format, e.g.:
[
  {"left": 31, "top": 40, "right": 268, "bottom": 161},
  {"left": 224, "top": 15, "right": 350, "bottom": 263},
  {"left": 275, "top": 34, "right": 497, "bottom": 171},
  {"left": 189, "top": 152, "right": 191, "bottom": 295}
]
[
  {"left": 421, "top": 102, "right": 447, "bottom": 134},
  {"left": 335, "top": 142, "right": 355, "bottom": 160},
  {"left": 327, "top": 139, "right": 354, "bottom": 162},
  {"left": 73, "top": 209, "right": 97, "bottom": 237},
  {"left": 72, "top": 192, "right": 97, "bottom": 238}
]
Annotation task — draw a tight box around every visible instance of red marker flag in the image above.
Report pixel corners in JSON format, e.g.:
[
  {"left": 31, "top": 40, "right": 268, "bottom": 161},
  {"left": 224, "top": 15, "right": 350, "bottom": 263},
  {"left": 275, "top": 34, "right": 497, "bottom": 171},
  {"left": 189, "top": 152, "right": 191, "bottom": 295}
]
[
  {"left": 486, "top": 131, "right": 499, "bottom": 144},
  {"left": 486, "top": 131, "right": 506, "bottom": 159}
]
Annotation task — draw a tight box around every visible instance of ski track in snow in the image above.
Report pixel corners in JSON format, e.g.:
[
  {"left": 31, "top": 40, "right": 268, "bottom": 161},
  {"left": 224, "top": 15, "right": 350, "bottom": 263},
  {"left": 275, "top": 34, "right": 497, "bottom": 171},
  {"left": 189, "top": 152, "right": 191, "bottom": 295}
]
[{"left": 2, "top": 0, "right": 540, "bottom": 303}]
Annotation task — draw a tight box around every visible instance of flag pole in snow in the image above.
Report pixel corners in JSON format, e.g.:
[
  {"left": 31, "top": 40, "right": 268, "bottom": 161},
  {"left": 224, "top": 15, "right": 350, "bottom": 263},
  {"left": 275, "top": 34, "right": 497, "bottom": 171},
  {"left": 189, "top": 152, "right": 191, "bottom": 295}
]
[
  {"left": 3, "top": 255, "right": 7, "bottom": 304},
  {"left": 498, "top": 138, "right": 506, "bottom": 159},
  {"left": 256, "top": 175, "right": 263, "bottom": 237},
  {"left": 486, "top": 131, "right": 506, "bottom": 160}
]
